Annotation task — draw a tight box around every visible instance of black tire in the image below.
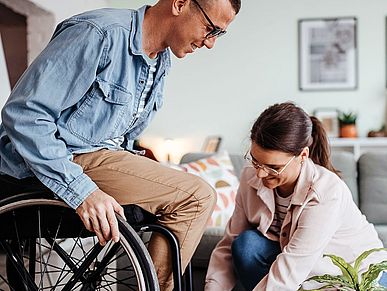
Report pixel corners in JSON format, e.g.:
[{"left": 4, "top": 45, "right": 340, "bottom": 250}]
[{"left": 0, "top": 194, "right": 159, "bottom": 291}]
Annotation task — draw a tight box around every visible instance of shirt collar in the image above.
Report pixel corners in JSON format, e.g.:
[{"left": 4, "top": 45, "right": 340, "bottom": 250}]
[
  {"left": 290, "top": 158, "right": 315, "bottom": 205},
  {"left": 130, "top": 5, "right": 147, "bottom": 56}
]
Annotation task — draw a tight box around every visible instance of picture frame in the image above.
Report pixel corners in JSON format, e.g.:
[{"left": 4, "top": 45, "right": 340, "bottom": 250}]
[
  {"left": 298, "top": 17, "right": 358, "bottom": 91},
  {"left": 313, "top": 108, "right": 339, "bottom": 138},
  {"left": 202, "top": 136, "right": 222, "bottom": 153}
]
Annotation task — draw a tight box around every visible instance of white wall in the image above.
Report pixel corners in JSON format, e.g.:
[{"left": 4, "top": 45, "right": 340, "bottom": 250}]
[
  {"left": 30, "top": 0, "right": 108, "bottom": 23},
  {"left": 135, "top": 0, "right": 387, "bottom": 161},
  {"left": 7, "top": 0, "right": 387, "bottom": 162}
]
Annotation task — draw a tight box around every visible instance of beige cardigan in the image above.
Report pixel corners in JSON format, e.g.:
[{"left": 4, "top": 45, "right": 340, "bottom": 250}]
[{"left": 205, "top": 158, "right": 385, "bottom": 291}]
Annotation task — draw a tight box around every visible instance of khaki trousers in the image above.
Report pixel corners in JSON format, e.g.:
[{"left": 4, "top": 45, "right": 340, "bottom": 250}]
[{"left": 73, "top": 149, "right": 216, "bottom": 290}]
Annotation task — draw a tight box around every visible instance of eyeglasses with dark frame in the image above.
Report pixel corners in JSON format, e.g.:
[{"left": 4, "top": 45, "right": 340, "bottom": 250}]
[
  {"left": 244, "top": 151, "right": 296, "bottom": 176},
  {"left": 191, "top": 0, "right": 227, "bottom": 39}
]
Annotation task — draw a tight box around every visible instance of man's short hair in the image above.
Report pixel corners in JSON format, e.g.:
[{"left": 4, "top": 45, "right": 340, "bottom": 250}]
[
  {"left": 229, "top": 0, "right": 241, "bottom": 14},
  {"left": 199, "top": 0, "right": 241, "bottom": 15}
]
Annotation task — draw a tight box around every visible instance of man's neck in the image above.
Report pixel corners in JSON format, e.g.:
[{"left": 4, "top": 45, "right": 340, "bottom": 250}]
[{"left": 142, "top": 5, "right": 168, "bottom": 59}]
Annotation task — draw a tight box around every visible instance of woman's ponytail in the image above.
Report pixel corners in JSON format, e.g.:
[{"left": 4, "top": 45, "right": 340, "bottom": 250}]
[{"left": 309, "top": 116, "right": 340, "bottom": 176}]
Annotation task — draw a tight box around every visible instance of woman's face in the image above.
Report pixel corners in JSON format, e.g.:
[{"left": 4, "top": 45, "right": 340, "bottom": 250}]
[{"left": 249, "top": 143, "right": 308, "bottom": 196}]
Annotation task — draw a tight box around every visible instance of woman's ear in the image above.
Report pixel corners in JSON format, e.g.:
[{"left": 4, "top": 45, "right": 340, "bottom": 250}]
[
  {"left": 171, "top": 0, "right": 190, "bottom": 16},
  {"left": 300, "top": 147, "right": 309, "bottom": 163}
]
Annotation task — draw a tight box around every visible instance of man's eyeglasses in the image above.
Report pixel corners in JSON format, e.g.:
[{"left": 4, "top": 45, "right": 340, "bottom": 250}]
[
  {"left": 244, "top": 151, "right": 296, "bottom": 176},
  {"left": 191, "top": 0, "right": 227, "bottom": 39}
]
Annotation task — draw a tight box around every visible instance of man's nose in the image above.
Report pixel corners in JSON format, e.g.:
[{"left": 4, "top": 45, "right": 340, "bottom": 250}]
[{"left": 204, "top": 37, "right": 216, "bottom": 49}]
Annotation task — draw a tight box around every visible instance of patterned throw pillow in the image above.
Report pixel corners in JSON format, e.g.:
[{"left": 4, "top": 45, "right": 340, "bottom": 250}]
[{"left": 171, "top": 151, "right": 239, "bottom": 227}]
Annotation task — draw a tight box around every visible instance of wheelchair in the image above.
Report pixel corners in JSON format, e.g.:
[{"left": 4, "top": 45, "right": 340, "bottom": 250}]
[{"left": 0, "top": 190, "right": 193, "bottom": 291}]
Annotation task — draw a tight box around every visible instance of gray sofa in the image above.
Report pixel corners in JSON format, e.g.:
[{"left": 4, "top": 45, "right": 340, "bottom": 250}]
[{"left": 180, "top": 151, "right": 387, "bottom": 291}]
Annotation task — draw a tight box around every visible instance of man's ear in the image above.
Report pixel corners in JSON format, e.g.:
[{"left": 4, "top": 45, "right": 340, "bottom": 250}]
[{"left": 171, "top": 0, "right": 190, "bottom": 16}]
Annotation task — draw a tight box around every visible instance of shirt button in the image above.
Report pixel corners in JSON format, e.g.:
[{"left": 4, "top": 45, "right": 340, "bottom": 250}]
[
  {"left": 140, "top": 80, "right": 145, "bottom": 84},
  {"left": 282, "top": 232, "right": 287, "bottom": 237}
]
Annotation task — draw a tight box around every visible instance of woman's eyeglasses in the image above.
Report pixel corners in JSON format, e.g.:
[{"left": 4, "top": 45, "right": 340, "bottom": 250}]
[{"left": 244, "top": 151, "right": 296, "bottom": 176}]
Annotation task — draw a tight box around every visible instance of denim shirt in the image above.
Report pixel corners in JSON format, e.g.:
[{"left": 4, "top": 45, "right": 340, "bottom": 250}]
[{"left": 0, "top": 6, "right": 171, "bottom": 209}]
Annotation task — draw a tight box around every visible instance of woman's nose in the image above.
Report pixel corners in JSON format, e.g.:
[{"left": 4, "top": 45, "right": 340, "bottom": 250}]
[{"left": 256, "top": 168, "right": 269, "bottom": 178}]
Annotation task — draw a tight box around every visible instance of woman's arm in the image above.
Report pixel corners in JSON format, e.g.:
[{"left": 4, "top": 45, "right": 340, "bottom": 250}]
[{"left": 205, "top": 167, "right": 254, "bottom": 291}]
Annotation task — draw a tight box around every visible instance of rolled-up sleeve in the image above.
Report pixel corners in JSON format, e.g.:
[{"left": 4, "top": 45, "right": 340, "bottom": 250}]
[{"left": 1, "top": 21, "right": 106, "bottom": 208}]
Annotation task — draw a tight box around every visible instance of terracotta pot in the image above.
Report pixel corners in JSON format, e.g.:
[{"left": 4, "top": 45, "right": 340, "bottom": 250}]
[{"left": 340, "top": 124, "right": 357, "bottom": 138}]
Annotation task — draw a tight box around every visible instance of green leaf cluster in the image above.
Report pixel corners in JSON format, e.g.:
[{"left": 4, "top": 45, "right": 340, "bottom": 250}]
[
  {"left": 298, "top": 248, "right": 387, "bottom": 291},
  {"left": 339, "top": 111, "right": 357, "bottom": 125}
]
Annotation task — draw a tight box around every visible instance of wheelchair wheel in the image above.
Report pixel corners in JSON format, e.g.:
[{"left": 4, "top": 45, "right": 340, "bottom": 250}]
[{"left": 0, "top": 195, "right": 159, "bottom": 291}]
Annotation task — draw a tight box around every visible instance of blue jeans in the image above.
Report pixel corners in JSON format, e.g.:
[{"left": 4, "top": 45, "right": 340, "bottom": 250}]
[
  {"left": 379, "top": 272, "right": 387, "bottom": 287},
  {"left": 231, "top": 229, "right": 281, "bottom": 291}
]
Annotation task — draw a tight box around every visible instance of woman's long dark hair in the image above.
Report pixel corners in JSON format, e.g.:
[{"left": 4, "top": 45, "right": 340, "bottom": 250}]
[{"left": 250, "top": 102, "right": 339, "bottom": 176}]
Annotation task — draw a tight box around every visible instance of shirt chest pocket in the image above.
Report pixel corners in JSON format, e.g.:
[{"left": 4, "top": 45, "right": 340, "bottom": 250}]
[{"left": 68, "top": 79, "right": 134, "bottom": 144}]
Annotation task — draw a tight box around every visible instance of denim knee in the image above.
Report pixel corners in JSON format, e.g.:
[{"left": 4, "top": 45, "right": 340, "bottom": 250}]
[
  {"left": 232, "top": 230, "right": 263, "bottom": 268},
  {"left": 231, "top": 229, "right": 281, "bottom": 290}
]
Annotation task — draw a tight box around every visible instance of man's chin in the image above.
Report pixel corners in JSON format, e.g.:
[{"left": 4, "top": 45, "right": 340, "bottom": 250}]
[
  {"left": 170, "top": 46, "right": 196, "bottom": 58},
  {"left": 171, "top": 49, "right": 188, "bottom": 59}
]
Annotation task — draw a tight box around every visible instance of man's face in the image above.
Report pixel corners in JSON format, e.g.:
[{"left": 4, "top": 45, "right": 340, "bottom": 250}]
[{"left": 170, "top": 0, "right": 236, "bottom": 58}]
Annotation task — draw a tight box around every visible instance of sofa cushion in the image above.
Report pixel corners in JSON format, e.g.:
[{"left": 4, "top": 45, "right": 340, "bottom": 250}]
[
  {"left": 358, "top": 152, "right": 387, "bottom": 224},
  {"left": 375, "top": 225, "right": 387, "bottom": 247},
  {"left": 180, "top": 152, "right": 246, "bottom": 179},
  {"left": 174, "top": 151, "right": 239, "bottom": 227},
  {"left": 331, "top": 151, "right": 358, "bottom": 205}
]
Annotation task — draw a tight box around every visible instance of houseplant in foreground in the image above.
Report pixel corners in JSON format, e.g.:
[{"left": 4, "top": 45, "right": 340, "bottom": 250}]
[{"left": 298, "top": 248, "right": 387, "bottom": 291}]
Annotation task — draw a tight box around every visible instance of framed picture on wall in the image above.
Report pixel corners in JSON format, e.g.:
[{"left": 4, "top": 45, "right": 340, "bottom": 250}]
[
  {"left": 299, "top": 17, "right": 358, "bottom": 91},
  {"left": 313, "top": 108, "right": 339, "bottom": 137}
]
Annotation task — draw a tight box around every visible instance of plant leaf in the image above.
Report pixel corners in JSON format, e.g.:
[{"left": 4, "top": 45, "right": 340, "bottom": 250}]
[
  {"left": 354, "top": 248, "right": 387, "bottom": 272},
  {"left": 302, "top": 274, "right": 352, "bottom": 289},
  {"left": 297, "top": 283, "right": 346, "bottom": 291},
  {"left": 324, "top": 254, "right": 358, "bottom": 286},
  {"left": 365, "top": 287, "right": 387, "bottom": 291},
  {"left": 360, "top": 260, "right": 387, "bottom": 290}
]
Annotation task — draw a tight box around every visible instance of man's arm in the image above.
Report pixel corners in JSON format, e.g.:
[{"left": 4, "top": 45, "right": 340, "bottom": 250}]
[
  {"left": 2, "top": 21, "right": 104, "bottom": 208},
  {"left": 2, "top": 20, "right": 125, "bottom": 244}
]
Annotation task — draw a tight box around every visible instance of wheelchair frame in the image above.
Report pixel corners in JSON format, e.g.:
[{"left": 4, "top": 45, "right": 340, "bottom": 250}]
[{"left": 0, "top": 191, "right": 193, "bottom": 291}]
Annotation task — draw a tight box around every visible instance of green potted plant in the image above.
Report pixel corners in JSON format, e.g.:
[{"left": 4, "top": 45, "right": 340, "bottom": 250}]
[
  {"left": 298, "top": 248, "right": 387, "bottom": 291},
  {"left": 339, "top": 111, "right": 358, "bottom": 138}
]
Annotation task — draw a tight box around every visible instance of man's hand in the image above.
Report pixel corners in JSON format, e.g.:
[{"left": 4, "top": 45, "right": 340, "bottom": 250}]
[{"left": 76, "top": 189, "right": 126, "bottom": 246}]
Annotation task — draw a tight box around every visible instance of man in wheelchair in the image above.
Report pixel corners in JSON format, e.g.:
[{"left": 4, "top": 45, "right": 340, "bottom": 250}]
[{"left": 0, "top": 0, "right": 241, "bottom": 290}]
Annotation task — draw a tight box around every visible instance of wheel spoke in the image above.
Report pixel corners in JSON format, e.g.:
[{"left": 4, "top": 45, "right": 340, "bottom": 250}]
[{"left": 0, "top": 198, "right": 158, "bottom": 291}]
